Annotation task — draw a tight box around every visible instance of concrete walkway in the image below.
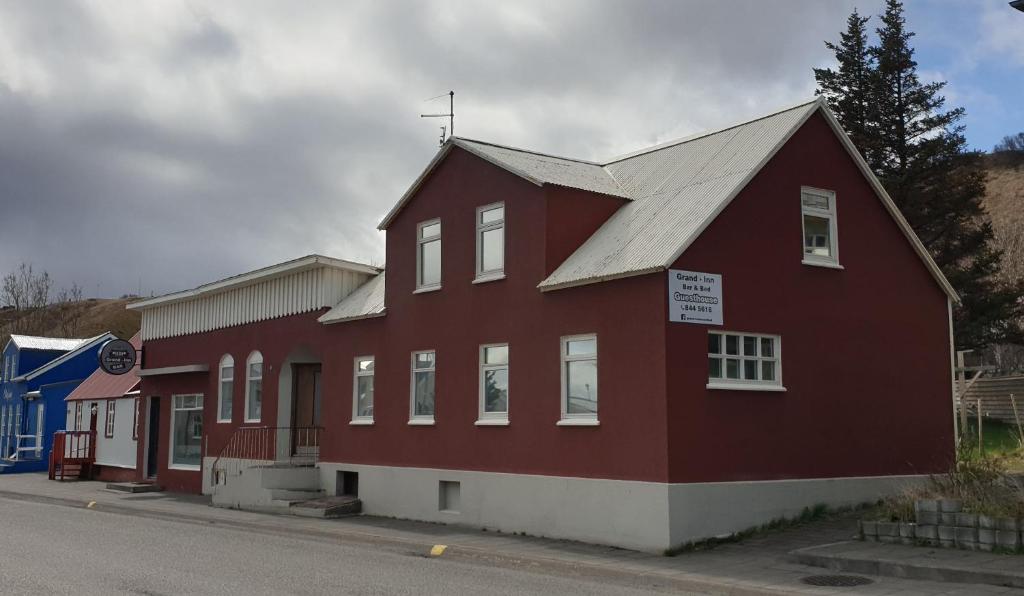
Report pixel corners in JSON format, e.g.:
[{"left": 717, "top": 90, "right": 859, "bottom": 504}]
[{"left": 0, "top": 473, "right": 1019, "bottom": 595}]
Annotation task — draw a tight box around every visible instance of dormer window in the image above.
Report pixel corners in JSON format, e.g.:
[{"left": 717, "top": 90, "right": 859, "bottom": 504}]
[
  {"left": 801, "top": 187, "right": 840, "bottom": 268},
  {"left": 416, "top": 219, "right": 442, "bottom": 292},
  {"left": 475, "top": 203, "right": 505, "bottom": 282}
]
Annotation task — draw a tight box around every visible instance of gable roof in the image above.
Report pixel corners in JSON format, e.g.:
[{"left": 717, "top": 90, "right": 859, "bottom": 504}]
[
  {"left": 318, "top": 271, "right": 386, "bottom": 324},
  {"left": 65, "top": 333, "right": 141, "bottom": 401},
  {"left": 128, "top": 254, "right": 380, "bottom": 311},
  {"left": 6, "top": 335, "right": 87, "bottom": 353},
  {"left": 15, "top": 332, "right": 115, "bottom": 382},
  {"left": 376, "top": 98, "right": 957, "bottom": 302}
]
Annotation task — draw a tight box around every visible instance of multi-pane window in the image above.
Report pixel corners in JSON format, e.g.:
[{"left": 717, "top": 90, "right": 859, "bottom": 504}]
[
  {"left": 561, "top": 335, "right": 598, "bottom": 421},
  {"left": 218, "top": 354, "right": 234, "bottom": 423},
  {"left": 801, "top": 187, "right": 839, "bottom": 266},
  {"left": 410, "top": 351, "right": 436, "bottom": 422},
  {"left": 476, "top": 203, "right": 505, "bottom": 280},
  {"left": 479, "top": 344, "right": 509, "bottom": 422},
  {"left": 245, "top": 351, "right": 263, "bottom": 422},
  {"left": 353, "top": 356, "right": 374, "bottom": 423},
  {"left": 132, "top": 398, "right": 139, "bottom": 440},
  {"left": 104, "top": 400, "right": 115, "bottom": 438},
  {"left": 75, "top": 402, "right": 83, "bottom": 431},
  {"left": 170, "top": 394, "right": 203, "bottom": 468},
  {"left": 416, "top": 220, "right": 442, "bottom": 290},
  {"left": 707, "top": 332, "right": 782, "bottom": 388}
]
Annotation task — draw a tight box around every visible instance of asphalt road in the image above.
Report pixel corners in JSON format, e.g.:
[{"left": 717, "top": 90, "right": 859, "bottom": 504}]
[{"left": 0, "top": 496, "right": 692, "bottom": 595}]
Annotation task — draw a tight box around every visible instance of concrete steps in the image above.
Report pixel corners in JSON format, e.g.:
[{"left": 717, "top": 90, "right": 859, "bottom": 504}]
[{"left": 212, "top": 463, "right": 359, "bottom": 519}]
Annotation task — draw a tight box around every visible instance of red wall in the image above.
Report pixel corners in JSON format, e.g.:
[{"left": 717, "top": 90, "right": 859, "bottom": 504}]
[{"left": 664, "top": 112, "right": 954, "bottom": 483}]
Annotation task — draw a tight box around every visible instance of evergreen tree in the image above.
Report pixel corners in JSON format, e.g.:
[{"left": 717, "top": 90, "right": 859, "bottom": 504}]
[
  {"left": 813, "top": 9, "right": 877, "bottom": 169},
  {"left": 818, "top": 0, "right": 1024, "bottom": 349}
]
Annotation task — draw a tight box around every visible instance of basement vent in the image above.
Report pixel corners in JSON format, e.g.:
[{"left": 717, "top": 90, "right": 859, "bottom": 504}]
[{"left": 439, "top": 480, "right": 461, "bottom": 513}]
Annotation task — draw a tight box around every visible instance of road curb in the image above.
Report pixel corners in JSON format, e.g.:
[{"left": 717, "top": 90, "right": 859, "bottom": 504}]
[{"left": 0, "top": 488, "right": 792, "bottom": 595}]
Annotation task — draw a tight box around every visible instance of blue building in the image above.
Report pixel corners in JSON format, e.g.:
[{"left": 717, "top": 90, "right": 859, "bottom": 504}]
[{"left": 0, "top": 333, "right": 114, "bottom": 473}]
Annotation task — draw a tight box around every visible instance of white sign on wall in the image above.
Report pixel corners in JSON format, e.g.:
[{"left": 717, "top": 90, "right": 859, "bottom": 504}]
[{"left": 668, "top": 269, "right": 723, "bottom": 325}]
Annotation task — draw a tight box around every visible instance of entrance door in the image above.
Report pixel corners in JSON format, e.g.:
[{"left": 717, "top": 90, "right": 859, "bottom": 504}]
[
  {"left": 146, "top": 397, "right": 161, "bottom": 478},
  {"left": 88, "top": 403, "right": 99, "bottom": 432},
  {"left": 291, "top": 364, "right": 321, "bottom": 455}
]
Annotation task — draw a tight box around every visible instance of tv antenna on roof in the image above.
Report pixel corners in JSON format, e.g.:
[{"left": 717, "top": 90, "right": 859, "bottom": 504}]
[{"left": 421, "top": 90, "right": 454, "bottom": 147}]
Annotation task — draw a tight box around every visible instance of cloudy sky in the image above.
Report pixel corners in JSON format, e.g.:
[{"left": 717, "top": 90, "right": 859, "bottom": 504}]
[{"left": 0, "top": 0, "right": 1020, "bottom": 298}]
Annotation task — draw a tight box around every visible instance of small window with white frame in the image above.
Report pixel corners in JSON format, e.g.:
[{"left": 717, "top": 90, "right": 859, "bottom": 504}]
[
  {"left": 244, "top": 351, "right": 263, "bottom": 423},
  {"left": 478, "top": 344, "right": 509, "bottom": 424},
  {"left": 416, "top": 219, "right": 442, "bottom": 291},
  {"left": 801, "top": 187, "right": 839, "bottom": 266},
  {"left": 218, "top": 354, "right": 234, "bottom": 423},
  {"left": 104, "top": 400, "right": 115, "bottom": 438},
  {"left": 410, "top": 350, "right": 436, "bottom": 423},
  {"left": 352, "top": 356, "right": 374, "bottom": 424},
  {"left": 707, "top": 332, "right": 783, "bottom": 391},
  {"left": 475, "top": 203, "right": 505, "bottom": 281},
  {"left": 559, "top": 335, "right": 598, "bottom": 424}
]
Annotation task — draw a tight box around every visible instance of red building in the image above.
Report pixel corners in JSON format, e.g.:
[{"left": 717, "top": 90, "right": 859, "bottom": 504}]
[{"left": 130, "top": 99, "right": 957, "bottom": 551}]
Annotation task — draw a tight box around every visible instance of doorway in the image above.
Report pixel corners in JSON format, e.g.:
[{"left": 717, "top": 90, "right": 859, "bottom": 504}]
[
  {"left": 291, "top": 364, "right": 321, "bottom": 456},
  {"left": 146, "top": 396, "right": 161, "bottom": 479}
]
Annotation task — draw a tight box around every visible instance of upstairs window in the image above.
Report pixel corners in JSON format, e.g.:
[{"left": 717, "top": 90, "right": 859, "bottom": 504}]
[
  {"left": 353, "top": 356, "right": 374, "bottom": 423},
  {"left": 475, "top": 203, "right": 505, "bottom": 281},
  {"left": 559, "top": 335, "right": 598, "bottom": 424},
  {"left": 707, "top": 332, "right": 783, "bottom": 391},
  {"left": 245, "top": 351, "right": 263, "bottom": 423},
  {"left": 104, "top": 400, "right": 116, "bottom": 438},
  {"left": 410, "top": 350, "right": 436, "bottom": 424},
  {"left": 218, "top": 354, "right": 234, "bottom": 423},
  {"left": 416, "top": 219, "right": 442, "bottom": 291},
  {"left": 801, "top": 187, "right": 839, "bottom": 267},
  {"left": 478, "top": 344, "right": 509, "bottom": 424}
]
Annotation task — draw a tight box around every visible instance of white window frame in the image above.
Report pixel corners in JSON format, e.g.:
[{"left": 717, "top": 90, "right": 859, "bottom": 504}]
[
  {"left": 558, "top": 334, "right": 599, "bottom": 426},
  {"left": 415, "top": 218, "right": 442, "bottom": 293},
  {"left": 104, "top": 400, "right": 115, "bottom": 438},
  {"left": 476, "top": 343, "right": 509, "bottom": 425},
  {"left": 800, "top": 186, "right": 841, "bottom": 268},
  {"left": 168, "top": 393, "right": 204, "bottom": 471},
  {"left": 352, "top": 356, "right": 375, "bottom": 425},
  {"left": 217, "top": 354, "right": 234, "bottom": 423},
  {"left": 409, "top": 350, "right": 436, "bottom": 425},
  {"left": 706, "top": 331, "right": 785, "bottom": 392},
  {"left": 244, "top": 351, "right": 263, "bottom": 423},
  {"left": 474, "top": 202, "right": 505, "bottom": 282}
]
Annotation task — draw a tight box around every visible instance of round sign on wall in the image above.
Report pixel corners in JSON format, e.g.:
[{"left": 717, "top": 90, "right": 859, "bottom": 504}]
[{"left": 98, "top": 339, "right": 137, "bottom": 375}]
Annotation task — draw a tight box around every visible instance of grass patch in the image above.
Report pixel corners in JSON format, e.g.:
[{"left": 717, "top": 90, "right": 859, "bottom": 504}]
[{"left": 662, "top": 502, "right": 870, "bottom": 556}]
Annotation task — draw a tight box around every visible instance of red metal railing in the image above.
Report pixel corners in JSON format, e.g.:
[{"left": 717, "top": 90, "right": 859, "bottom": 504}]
[
  {"left": 49, "top": 430, "right": 97, "bottom": 481},
  {"left": 210, "top": 426, "right": 322, "bottom": 487}
]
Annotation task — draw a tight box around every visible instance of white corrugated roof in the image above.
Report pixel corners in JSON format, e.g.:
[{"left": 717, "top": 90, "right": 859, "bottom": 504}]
[
  {"left": 540, "top": 101, "right": 818, "bottom": 290},
  {"left": 319, "top": 272, "right": 386, "bottom": 324},
  {"left": 14, "top": 333, "right": 115, "bottom": 382},
  {"left": 8, "top": 335, "right": 87, "bottom": 352},
  {"left": 377, "top": 98, "right": 956, "bottom": 300}
]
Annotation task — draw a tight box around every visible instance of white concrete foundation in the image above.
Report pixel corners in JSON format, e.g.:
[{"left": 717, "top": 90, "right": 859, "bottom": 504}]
[{"left": 318, "top": 462, "right": 927, "bottom": 552}]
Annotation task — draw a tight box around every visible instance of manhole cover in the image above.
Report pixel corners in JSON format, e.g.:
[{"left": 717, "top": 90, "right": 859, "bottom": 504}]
[{"left": 801, "top": 574, "right": 874, "bottom": 587}]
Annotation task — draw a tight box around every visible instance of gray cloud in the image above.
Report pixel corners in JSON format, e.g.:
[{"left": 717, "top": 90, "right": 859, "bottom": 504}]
[{"left": 0, "top": 0, "right": 880, "bottom": 298}]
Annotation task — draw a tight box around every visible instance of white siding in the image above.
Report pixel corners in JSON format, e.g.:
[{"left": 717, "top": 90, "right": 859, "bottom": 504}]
[
  {"left": 141, "top": 267, "right": 374, "bottom": 340},
  {"left": 95, "top": 398, "right": 137, "bottom": 469}
]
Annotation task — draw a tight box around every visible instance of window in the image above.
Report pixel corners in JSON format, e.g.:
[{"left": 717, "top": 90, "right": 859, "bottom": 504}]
[
  {"left": 170, "top": 394, "right": 203, "bottom": 469},
  {"left": 352, "top": 356, "right": 374, "bottom": 424},
  {"left": 104, "top": 400, "right": 115, "bottom": 438},
  {"left": 707, "top": 332, "right": 784, "bottom": 391},
  {"left": 801, "top": 187, "right": 839, "bottom": 266},
  {"left": 410, "top": 350, "right": 436, "bottom": 424},
  {"left": 416, "top": 219, "right": 442, "bottom": 291},
  {"left": 244, "top": 351, "right": 263, "bottom": 422},
  {"left": 475, "top": 203, "right": 505, "bottom": 280},
  {"left": 75, "top": 402, "right": 83, "bottom": 431},
  {"left": 559, "top": 335, "right": 598, "bottom": 424},
  {"left": 218, "top": 354, "right": 234, "bottom": 423},
  {"left": 132, "top": 398, "right": 139, "bottom": 440},
  {"left": 477, "top": 344, "right": 509, "bottom": 424}
]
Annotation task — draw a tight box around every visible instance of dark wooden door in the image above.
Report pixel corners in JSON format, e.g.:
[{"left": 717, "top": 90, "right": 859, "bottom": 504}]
[
  {"left": 146, "top": 397, "right": 160, "bottom": 478},
  {"left": 291, "top": 364, "right": 321, "bottom": 453}
]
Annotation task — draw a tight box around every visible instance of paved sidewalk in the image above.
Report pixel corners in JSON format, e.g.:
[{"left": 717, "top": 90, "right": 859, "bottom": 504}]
[{"left": 0, "top": 473, "right": 1018, "bottom": 595}]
